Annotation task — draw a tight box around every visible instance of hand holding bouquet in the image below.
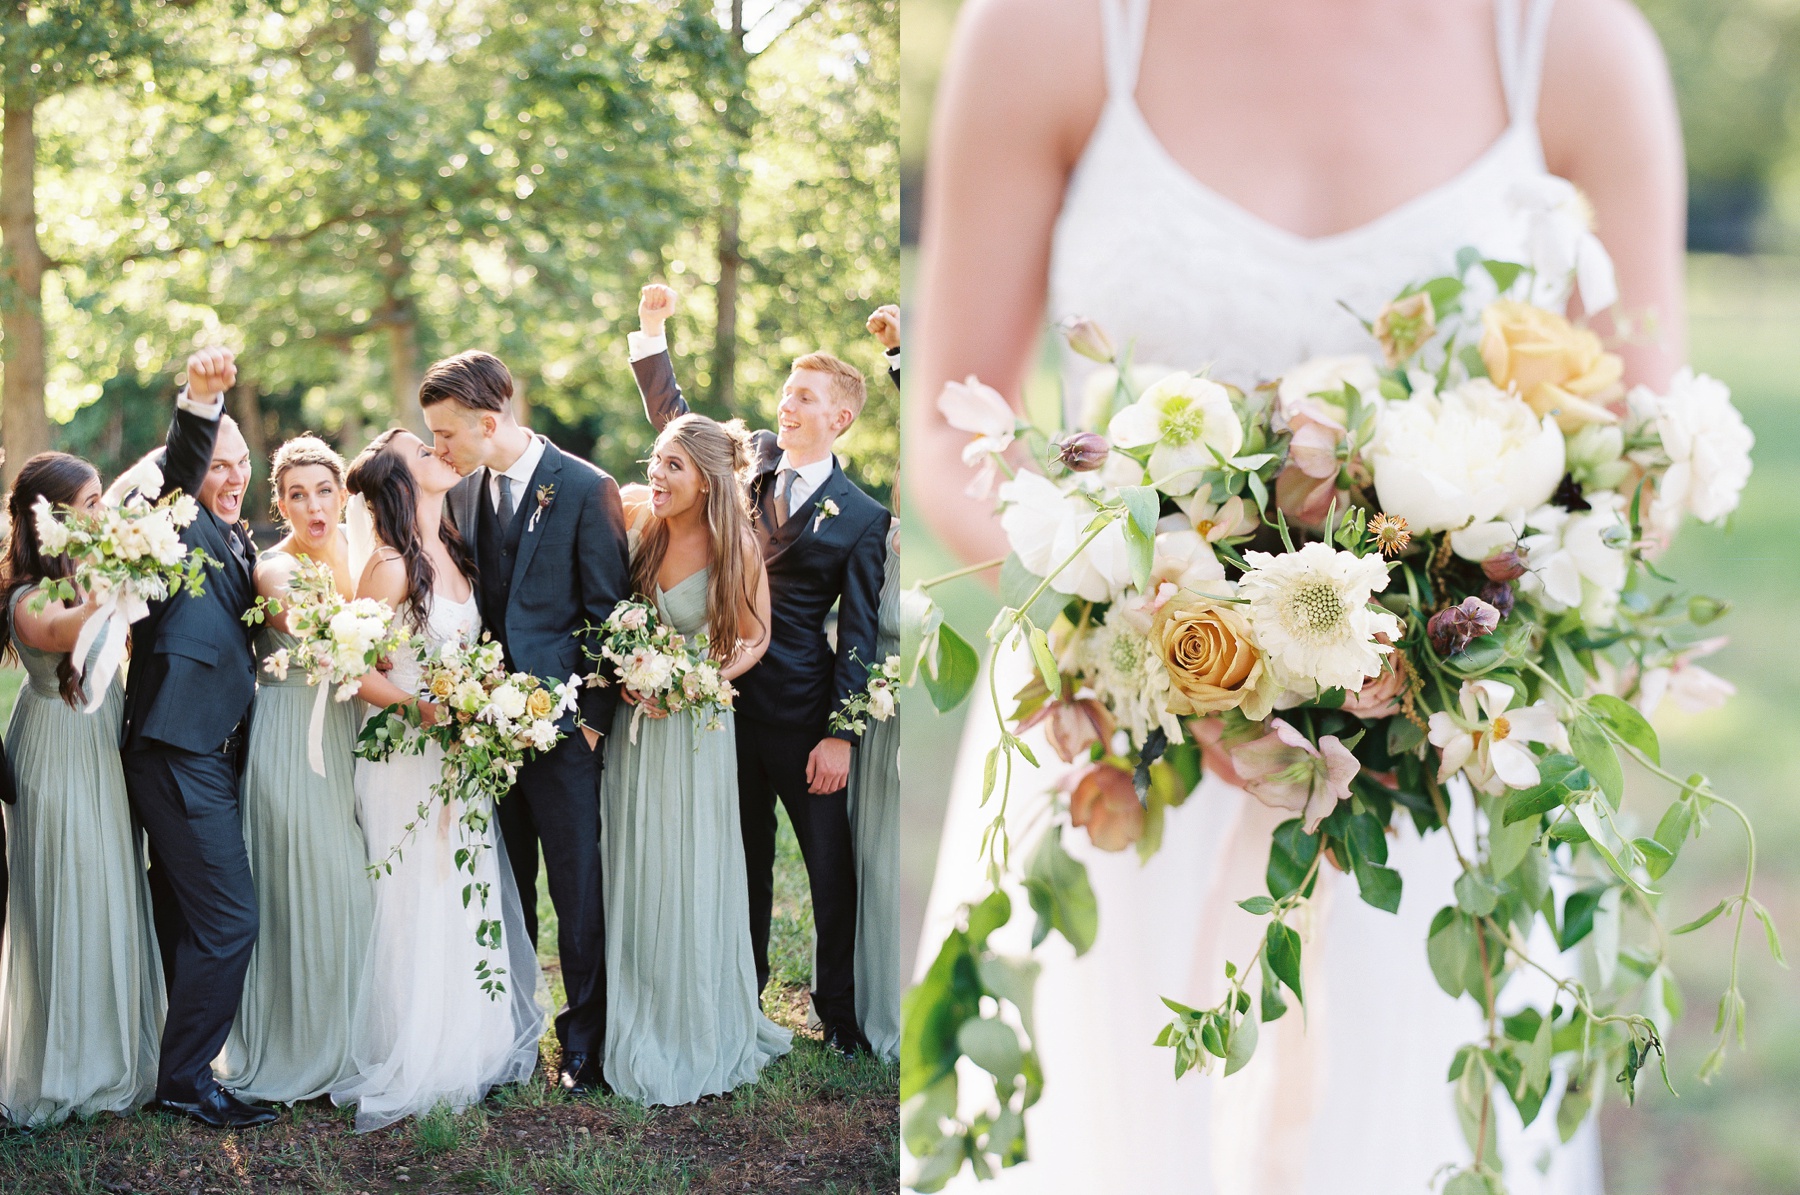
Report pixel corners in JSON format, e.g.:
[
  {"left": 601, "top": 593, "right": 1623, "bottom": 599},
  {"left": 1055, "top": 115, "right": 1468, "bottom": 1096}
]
[
  {"left": 831, "top": 652, "right": 902, "bottom": 735},
  {"left": 251, "top": 555, "right": 409, "bottom": 775},
  {"left": 587, "top": 598, "right": 736, "bottom": 742},
  {"left": 905, "top": 235, "right": 1766, "bottom": 1194},
  {"left": 32, "top": 489, "right": 213, "bottom": 713}
]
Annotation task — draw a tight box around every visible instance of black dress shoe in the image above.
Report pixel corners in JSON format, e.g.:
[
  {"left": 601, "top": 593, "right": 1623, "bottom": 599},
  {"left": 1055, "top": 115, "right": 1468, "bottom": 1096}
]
[
  {"left": 558, "top": 1052, "right": 612, "bottom": 1096},
  {"left": 822, "top": 1023, "right": 872, "bottom": 1058},
  {"left": 154, "top": 1086, "right": 278, "bottom": 1129}
]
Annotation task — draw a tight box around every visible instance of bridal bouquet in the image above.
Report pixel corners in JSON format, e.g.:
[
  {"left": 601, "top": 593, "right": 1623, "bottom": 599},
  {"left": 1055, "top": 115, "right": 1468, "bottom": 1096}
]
[
  {"left": 252, "top": 556, "right": 408, "bottom": 775},
  {"left": 356, "top": 635, "right": 580, "bottom": 996},
  {"left": 904, "top": 244, "right": 1769, "bottom": 1193},
  {"left": 31, "top": 490, "right": 214, "bottom": 712},
  {"left": 585, "top": 598, "right": 736, "bottom": 741},
  {"left": 831, "top": 652, "right": 902, "bottom": 735}
]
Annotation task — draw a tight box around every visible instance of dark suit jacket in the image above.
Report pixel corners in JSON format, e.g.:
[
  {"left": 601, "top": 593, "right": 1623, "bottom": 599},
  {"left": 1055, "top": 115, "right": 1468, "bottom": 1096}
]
[
  {"left": 122, "top": 407, "right": 259, "bottom": 755},
  {"left": 446, "top": 438, "right": 632, "bottom": 736},
  {"left": 633, "top": 350, "right": 889, "bottom": 741}
]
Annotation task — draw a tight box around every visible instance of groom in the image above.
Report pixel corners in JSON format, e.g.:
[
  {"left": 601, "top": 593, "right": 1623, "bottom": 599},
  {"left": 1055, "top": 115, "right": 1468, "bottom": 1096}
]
[
  {"left": 630, "top": 284, "right": 889, "bottom": 1055},
  {"left": 421, "top": 350, "right": 632, "bottom": 1095},
  {"left": 120, "top": 348, "right": 276, "bottom": 1128}
]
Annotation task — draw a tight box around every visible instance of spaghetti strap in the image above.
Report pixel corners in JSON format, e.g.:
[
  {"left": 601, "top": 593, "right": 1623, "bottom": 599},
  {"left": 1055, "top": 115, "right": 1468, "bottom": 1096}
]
[
  {"left": 1098, "top": 0, "right": 1152, "bottom": 100},
  {"left": 1494, "top": 0, "right": 1556, "bottom": 128}
]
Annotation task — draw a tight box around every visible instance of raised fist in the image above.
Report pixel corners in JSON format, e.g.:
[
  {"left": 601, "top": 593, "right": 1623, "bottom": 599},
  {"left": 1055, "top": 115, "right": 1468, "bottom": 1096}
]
[
  {"left": 184, "top": 347, "right": 237, "bottom": 404},
  {"left": 866, "top": 304, "right": 900, "bottom": 351},
  {"left": 638, "top": 284, "right": 677, "bottom": 338}
]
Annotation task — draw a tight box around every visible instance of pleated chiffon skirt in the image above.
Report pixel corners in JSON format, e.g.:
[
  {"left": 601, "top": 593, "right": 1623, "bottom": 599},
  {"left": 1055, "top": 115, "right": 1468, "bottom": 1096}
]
[{"left": 0, "top": 677, "right": 164, "bottom": 1126}]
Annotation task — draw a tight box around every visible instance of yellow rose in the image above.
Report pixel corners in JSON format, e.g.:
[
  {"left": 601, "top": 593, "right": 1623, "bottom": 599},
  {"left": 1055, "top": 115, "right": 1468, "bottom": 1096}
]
[
  {"left": 1478, "top": 300, "right": 1623, "bottom": 431},
  {"left": 525, "top": 688, "right": 556, "bottom": 720},
  {"left": 429, "top": 672, "right": 456, "bottom": 699},
  {"left": 1150, "top": 593, "right": 1266, "bottom": 717},
  {"left": 1373, "top": 291, "right": 1436, "bottom": 367}
]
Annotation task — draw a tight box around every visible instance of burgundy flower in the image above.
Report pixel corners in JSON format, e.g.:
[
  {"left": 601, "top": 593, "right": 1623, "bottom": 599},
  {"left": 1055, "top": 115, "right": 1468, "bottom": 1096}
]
[{"left": 1427, "top": 596, "right": 1502, "bottom": 657}]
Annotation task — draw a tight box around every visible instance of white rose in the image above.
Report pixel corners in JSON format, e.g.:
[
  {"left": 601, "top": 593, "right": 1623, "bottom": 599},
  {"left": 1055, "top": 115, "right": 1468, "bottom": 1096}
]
[
  {"left": 488, "top": 683, "right": 528, "bottom": 721},
  {"left": 1370, "top": 378, "right": 1565, "bottom": 550},
  {"left": 997, "top": 471, "right": 1133, "bottom": 603},
  {"left": 1107, "top": 372, "right": 1244, "bottom": 496},
  {"left": 1637, "top": 369, "right": 1753, "bottom": 536}
]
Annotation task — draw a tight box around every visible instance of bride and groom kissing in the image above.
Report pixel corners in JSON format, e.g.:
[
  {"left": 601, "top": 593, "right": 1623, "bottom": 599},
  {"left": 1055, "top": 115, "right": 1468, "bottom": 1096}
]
[{"left": 110, "top": 293, "right": 888, "bottom": 1131}]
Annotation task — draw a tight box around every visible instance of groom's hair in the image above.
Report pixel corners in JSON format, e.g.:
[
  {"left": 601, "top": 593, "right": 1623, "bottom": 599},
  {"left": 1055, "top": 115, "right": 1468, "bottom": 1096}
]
[
  {"left": 419, "top": 350, "right": 514, "bottom": 415},
  {"left": 790, "top": 351, "right": 867, "bottom": 421}
]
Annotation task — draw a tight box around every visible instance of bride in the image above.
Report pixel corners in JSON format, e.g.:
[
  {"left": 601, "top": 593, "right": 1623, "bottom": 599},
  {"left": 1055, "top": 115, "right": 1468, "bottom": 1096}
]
[
  {"left": 909, "top": 0, "right": 1683, "bottom": 1191},
  {"left": 329, "top": 429, "right": 546, "bottom": 1132}
]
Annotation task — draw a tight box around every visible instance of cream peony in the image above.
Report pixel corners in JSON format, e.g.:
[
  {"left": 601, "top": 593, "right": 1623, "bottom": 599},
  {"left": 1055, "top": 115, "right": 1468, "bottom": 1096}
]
[
  {"left": 998, "top": 471, "right": 1133, "bottom": 603},
  {"left": 1370, "top": 377, "right": 1565, "bottom": 542},
  {"left": 1107, "top": 372, "right": 1243, "bottom": 496},
  {"left": 1237, "top": 541, "right": 1401, "bottom": 693},
  {"left": 1636, "top": 369, "right": 1753, "bottom": 536}
]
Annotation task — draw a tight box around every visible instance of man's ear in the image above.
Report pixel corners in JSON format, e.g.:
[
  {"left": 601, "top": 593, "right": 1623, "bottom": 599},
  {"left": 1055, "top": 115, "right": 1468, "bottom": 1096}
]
[
  {"left": 831, "top": 403, "right": 857, "bottom": 437},
  {"left": 481, "top": 411, "right": 500, "bottom": 438}
]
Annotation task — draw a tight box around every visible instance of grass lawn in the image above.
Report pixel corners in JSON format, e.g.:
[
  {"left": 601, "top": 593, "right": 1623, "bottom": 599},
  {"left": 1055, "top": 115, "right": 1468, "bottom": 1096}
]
[{"left": 0, "top": 668, "right": 897, "bottom": 1194}]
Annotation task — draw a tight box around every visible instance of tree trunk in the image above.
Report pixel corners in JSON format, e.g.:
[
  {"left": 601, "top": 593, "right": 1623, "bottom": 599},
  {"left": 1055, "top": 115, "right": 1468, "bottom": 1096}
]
[
  {"left": 387, "top": 307, "right": 421, "bottom": 433},
  {"left": 228, "top": 378, "right": 268, "bottom": 521},
  {"left": 710, "top": 0, "right": 748, "bottom": 413},
  {"left": 1, "top": 88, "right": 50, "bottom": 488}
]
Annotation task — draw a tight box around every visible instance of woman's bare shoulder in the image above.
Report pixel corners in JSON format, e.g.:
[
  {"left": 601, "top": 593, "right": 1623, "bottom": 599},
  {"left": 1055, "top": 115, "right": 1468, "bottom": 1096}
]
[
  {"left": 941, "top": 0, "right": 1108, "bottom": 162},
  {"left": 1539, "top": 0, "right": 1679, "bottom": 177}
]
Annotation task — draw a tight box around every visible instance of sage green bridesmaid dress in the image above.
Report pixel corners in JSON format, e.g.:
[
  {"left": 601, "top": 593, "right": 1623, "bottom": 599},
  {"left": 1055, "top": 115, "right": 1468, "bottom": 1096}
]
[
  {"left": 0, "top": 589, "right": 164, "bottom": 1126},
  {"left": 601, "top": 568, "right": 792, "bottom": 1105},
  {"left": 217, "top": 595, "right": 374, "bottom": 1103},
  {"left": 848, "top": 518, "right": 900, "bottom": 1060}
]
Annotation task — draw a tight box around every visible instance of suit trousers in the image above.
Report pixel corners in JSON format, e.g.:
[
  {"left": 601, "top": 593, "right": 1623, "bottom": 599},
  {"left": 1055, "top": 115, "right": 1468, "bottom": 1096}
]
[
  {"left": 735, "top": 717, "right": 859, "bottom": 1033},
  {"left": 496, "top": 731, "right": 608, "bottom": 1057},
  {"left": 123, "top": 741, "right": 258, "bottom": 1102}
]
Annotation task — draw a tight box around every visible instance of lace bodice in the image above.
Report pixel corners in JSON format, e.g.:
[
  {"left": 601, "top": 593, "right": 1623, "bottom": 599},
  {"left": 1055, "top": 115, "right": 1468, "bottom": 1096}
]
[
  {"left": 387, "top": 585, "right": 482, "bottom": 696},
  {"left": 1051, "top": 0, "right": 1559, "bottom": 408}
]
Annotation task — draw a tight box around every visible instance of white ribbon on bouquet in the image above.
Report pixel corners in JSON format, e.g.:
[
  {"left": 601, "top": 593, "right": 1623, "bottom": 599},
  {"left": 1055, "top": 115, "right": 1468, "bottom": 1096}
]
[{"left": 67, "top": 585, "right": 151, "bottom": 714}]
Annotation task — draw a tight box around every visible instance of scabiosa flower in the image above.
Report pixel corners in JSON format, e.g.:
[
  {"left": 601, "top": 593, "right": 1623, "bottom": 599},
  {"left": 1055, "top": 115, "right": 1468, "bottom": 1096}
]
[
  {"left": 1237, "top": 541, "right": 1402, "bottom": 693},
  {"left": 1367, "top": 512, "right": 1411, "bottom": 557}
]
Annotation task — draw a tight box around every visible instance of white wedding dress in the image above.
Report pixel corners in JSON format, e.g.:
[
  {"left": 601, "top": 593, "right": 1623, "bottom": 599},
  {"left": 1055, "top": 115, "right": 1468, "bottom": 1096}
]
[
  {"left": 916, "top": 1, "right": 1605, "bottom": 1191},
  {"left": 331, "top": 585, "right": 547, "bottom": 1132}
]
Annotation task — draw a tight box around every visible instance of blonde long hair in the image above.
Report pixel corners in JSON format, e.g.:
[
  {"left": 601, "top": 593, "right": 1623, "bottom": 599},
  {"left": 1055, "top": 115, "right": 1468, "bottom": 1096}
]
[{"left": 631, "top": 415, "right": 763, "bottom": 661}]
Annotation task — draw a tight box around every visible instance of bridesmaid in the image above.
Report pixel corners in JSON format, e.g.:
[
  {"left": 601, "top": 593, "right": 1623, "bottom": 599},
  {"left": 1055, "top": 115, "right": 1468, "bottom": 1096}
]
[
  {"left": 0, "top": 452, "right": 165, "bottom": 1126},
  {"left": 217, "top": 436, "right": 374, "bottom": 1103},
  {"left": 602, "top": 413, "right": 791, "bottom": 1105},
  {"left": 847, "top": 511, "right": 900, "bottom": 1061}
]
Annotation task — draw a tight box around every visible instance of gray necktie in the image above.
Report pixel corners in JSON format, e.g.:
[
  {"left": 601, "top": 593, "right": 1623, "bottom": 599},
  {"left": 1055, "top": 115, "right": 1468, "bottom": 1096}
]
[
  {"left": 772, "top": 468, "right": 798, "bottom": 526},
  {"left": 497, "top": 473, "right": 516, "bottom": 530}
]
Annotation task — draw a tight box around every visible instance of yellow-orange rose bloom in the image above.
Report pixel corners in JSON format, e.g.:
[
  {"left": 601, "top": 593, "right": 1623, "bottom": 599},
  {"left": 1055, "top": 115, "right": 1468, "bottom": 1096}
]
[
  {"left": 429, "top": 672, "right": 456, "bottom": 699},
  {"left": 1478, "top": 300, "right": 1623, "bottom": 432},
  {"left": 1150, "top": 593, "right": 1265, "bottom": 717},
  {"left": 525, "top": 688, "right": 556, "bottom": 720}
]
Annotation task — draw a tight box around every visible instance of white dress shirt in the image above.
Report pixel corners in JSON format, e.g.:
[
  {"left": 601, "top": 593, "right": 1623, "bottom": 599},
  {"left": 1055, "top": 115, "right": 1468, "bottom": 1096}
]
[
  {"left": 175, "top": 388, "right": 225, "bottom": 420},
  {"left": 774, "top": 452, "right": 835, "bottom": 515},
  {"left": 487, "top": 433, "right": 547, "bottom": 517}
]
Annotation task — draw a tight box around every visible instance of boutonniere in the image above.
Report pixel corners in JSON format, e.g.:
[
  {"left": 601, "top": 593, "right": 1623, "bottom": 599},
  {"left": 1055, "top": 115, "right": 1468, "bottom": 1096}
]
[
  {"left": 528, "top": 484, "right": 556, "bottom": 533},
  {"left": 812, "top": 497, "right": 840, "bottom": 534}
]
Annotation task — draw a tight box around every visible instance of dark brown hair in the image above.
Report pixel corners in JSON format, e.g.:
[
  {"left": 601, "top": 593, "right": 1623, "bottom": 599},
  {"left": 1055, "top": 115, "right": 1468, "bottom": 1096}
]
[
  {"left": 418, "top": 350, "right": 514, "bottom": 414},
  {"left": 1, "top": 452, "right": 102, "bottom": 706},
  {"left": 630, "top": 415, "right": 764, "bottom": 662},
  {"left": 344, "top": 430, "right": 478, "bottom": 632}
]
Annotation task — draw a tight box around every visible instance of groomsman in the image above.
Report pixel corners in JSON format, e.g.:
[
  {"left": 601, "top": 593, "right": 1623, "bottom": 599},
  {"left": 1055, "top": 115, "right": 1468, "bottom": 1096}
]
[
  {"left": 422, "top": 351, "right": 633, "bottom": 1095},
  {"left": 630, "top": 284, "right": 888, "bottom": 1055},
  {"left": 120, "top": 348, "right": 275, "bottom": 1128}
]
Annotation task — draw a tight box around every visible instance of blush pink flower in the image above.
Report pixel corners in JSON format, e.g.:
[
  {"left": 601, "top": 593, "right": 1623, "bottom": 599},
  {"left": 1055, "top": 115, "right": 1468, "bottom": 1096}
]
[
  {"left": 1019, "top": 694, "right": 1117, "bottom": 765},
  {"left": 1229, "top": 718, "right": 1361, "bottom": 833},
  {"left": 1065, "top": 761, "right": 1144, "bottom": 852}
]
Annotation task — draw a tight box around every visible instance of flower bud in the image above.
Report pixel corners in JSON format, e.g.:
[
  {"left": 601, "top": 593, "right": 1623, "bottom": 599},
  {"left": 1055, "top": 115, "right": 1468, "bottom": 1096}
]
[
  {"left": 1427, "top": 596, "right": 1501, "bottom": 657},
  {"left": 1481, "top": 548, "right": 1527, "bottom": 583},
  {"left": 1054, "top": 431, "right": 1111, "bottom": 472},
  {"left": 1479, "top": 581, "right": 1515, "bottom": 621},
  {"left": 1373, "top": 291, "right": 1437, "bottom": 368},
  {"left": 1058, "top": 316, "right": 1116, "bottom": 364}
]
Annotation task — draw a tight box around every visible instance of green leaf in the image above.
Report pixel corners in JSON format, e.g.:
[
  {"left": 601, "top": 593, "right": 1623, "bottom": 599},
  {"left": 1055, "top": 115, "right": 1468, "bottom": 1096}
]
[
  {"left": 1503, "top": 754, "right": 1587, "bottom": 824},
  {"left": 1428, "top": 906, "right": 1476, "bottom": 998},
  {"left": 1027, "top": 624, "right": 1060, "bottom": 697},
  {"left": 1454, "top": 869, "right": 1503, "bottom": 917},
  {"left": 1442, "top": 635, "right": 1507, "bottom": 677},
  {"left": 922, "top": 622, "right": 980, "bottom": 713},
  {"left": 977, "top": 956, "right": 1042, "bottom": 1040},
  {"left": 956, "top": 1018, "right": 1024, "bottom": 1085},
  {"left": 1421, "top": 275, "right": 1466, "bottom": 312},
  {"left": 1237, "top": 896, "right": 1276, "bottom": 915},
  {"left": 1632, "top": 836, "right": 1677, "bottom": 882},
  {"left": 1266, "top": 819, "right": 1320, "bottom": 900},
  {"left": 1387, "top": 716, "right": 1426, "bottom": 755},
  {"left": 1224, "top": 1002, "right": 1260, "bottom": 1076},
  {"left": 1259, "top": 953, "right": 1289, "bottom": 1023},
  {"left": 1752, "top": 900, "right": 1787, "bottom": 967},
  {"left": 1588, "top": 694, "right": 1660, "bottom": 766},
  {"left": 1488, "top": 804, "right": 1538, "bottom": 876},
  {"left": 1569, "top": 718, "right": 1623, "bottom": 808},
  {"left": 1265, "top": 921, "right": 1304, "bottom": 1005},
  {"left": 901, "top": 1071, "right": 958, "bottom": 1160},
  {"left": 1119, "top": 485, "right": 1160, "bottom": 539},
  {"left": 1483, "top": 259, "right": 1526, "bottom": 293},
  {"left": 1023, "top": 826, "right": 1099, "bottom": 955},
  {"left": 1559, "top": 887, "right": 1605, "bottom": 950},
  {"left": 1353, "top": 861, "right": 1404, "bottom": 914},
  {"left": 1121, "top": 515, "right": 1154, "bottom": 593},
  {"left": 1653, "top": 798, "right": 1696, "bottom": 855},
  {"left": 966, "top": 889, "right": 1012, "bottom": 951},
  {"left": 901, "top": 930, "right": 984, "bottom": 1098}
]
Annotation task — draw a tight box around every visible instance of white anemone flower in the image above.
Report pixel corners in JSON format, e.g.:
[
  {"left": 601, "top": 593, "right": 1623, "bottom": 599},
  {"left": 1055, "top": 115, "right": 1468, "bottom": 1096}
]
[
  {"left": 997, "top": 471, "right": 1133, "bottom": 602},
  {"left": 1370, "top": 377, "right": 1565, "bottom": 543},
  {"left": 1107, "top": 372, "right": 1243, "bottom": 496},
  {"left": 1634, "top": 369, "right": 1754, "bottom": 537},
  {"left": 937, "top": 376, "right": 1018, "bottom": 499},
  {"left": 1516, "top": 493, "right": 1628, "bottom": 628},
  {"left": 1506, "top": 176, "right": 1619, "bottom": 314},
  {"left": 1237, "top": 541, "right": 1401, "bottom": 692},
  {"left": 1427, "top": 679, "right": 1567, "bottom": 795}
]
